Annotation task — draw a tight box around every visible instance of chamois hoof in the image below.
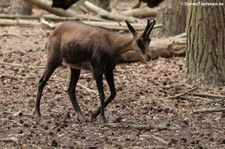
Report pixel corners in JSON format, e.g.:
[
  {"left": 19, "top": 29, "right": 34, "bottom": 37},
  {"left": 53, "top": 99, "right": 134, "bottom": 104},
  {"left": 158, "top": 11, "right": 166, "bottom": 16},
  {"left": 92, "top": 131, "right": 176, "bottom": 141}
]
[
  {"left": 100, "top": 116, "right": 107, "bottom": 123},
  {"left": 91, "top": 113, "right": 107, "bottom": 123},
  {"left": 33, "top": 108, "right": 41, "bottom": 117},
  {"left": 94, "top": 116, "right": 107, "bottom": 123},
  {"left": 75, "top": 113, "right": 88, "bottom": 123},
  {"left": 91, "top": 112, "right": 98, "bottom": 122}
]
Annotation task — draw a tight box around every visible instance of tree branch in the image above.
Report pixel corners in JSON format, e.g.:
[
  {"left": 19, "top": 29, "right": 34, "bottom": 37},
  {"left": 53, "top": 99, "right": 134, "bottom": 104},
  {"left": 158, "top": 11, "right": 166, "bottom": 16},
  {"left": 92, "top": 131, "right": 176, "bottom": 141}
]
[
  {"left": 192, "top": 108, "right": 225, "bottom": 114},
  {"left": 104, "top": 123, "right": 168, "bottom": 131},
  {"left": 192, "top": 93, "right": 225, "bottom": 99},
  {"left": 139, "top": 134, "right": 169, "bottom": 145},
  {"left": 169, "top": 86, "right": 198, "bottom": 99}
]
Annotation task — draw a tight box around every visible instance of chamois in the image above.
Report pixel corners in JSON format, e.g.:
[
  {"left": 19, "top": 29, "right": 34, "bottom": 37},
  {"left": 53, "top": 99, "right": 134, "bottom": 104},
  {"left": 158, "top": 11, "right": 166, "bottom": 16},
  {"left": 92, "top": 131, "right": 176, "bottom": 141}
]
[{"left": 35, "top": 18, "right": 155, "bottom": 122}]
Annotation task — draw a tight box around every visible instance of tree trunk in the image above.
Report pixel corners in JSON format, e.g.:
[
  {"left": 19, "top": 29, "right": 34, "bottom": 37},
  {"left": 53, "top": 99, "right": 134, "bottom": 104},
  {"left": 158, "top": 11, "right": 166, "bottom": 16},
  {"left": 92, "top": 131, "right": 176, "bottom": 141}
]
[
  {"left": 156, "top": 0, "right": 186, "bottom": 37},
  {"left": 186, "top": 0, "right": 225, "bottom": 85},
  {"left": 10, "top": 0, "right": 32, "bottom": 15}
]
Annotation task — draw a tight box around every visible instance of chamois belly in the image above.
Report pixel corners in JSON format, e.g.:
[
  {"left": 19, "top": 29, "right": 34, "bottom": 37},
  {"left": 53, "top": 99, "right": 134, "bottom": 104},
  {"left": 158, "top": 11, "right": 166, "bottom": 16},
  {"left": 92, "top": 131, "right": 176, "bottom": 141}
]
[
  {"left": 62, "top": 59, "right": 92, "bottom": 70},
  {"left": 61, "top": 41, "right": 93, "bottom": 70}
]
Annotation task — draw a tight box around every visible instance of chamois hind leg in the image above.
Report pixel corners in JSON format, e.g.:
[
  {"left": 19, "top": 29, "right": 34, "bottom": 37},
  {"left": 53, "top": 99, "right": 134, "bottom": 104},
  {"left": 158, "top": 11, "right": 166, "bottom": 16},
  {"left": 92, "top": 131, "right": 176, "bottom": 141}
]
[
  {"left": 68, "top": 68, "right": 86, "bottom": 122},
  {"left": 91, "top": 69, "right": 116, "bottom": 121},
  {"left": 34, "top": 56, "right": 61, "bottom": 116},
  {"left": 93, "top": 70, "right": 106, "bottom": 122}
]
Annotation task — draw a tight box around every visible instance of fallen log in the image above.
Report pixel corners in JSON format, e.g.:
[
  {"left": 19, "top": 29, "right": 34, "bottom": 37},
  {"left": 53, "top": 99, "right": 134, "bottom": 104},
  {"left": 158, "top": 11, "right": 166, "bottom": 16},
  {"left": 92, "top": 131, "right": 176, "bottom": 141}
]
[
  {"left": 0, "top": 17, "right": 162, "bottom": 31},
  {"left": 149, "top": 34, "right": 186, "bottom": 60},
  {"left": 0, "top": 18, "right": 41, "bottom": 26},
  {"left": 0, "top": 13, "right": 103, "bottom": 21}
]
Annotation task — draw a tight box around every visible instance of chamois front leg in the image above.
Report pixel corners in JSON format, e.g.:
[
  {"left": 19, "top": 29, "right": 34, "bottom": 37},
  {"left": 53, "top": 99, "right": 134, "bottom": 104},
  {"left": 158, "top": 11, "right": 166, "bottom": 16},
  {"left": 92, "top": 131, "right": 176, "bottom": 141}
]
[
  {"left": 68, "top": 68, "right": 86, "bottom": 122},
  {"left": 93, "top": 70, "right": 106, "bottom": 123},
  {"left": 91, "top": 69, "right": 116, "bottom": 120}
]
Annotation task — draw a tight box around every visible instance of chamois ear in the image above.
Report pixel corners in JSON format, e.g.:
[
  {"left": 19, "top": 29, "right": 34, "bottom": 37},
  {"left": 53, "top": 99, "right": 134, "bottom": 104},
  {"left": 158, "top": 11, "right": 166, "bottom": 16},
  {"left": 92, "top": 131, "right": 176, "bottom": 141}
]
[
  {"left": 125, "top": 20, "right": 137, "bottom": 36},
  {"left": 142, "top": 18, "right": 151, "bottom": 38},
  {"left": 146, "top": 18, "right": 156, "bottom": 36}
]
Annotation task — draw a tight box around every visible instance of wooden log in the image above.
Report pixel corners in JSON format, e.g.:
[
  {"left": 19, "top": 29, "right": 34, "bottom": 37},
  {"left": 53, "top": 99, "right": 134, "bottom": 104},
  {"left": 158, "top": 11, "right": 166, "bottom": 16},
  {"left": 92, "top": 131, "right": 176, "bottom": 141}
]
[
  {"left": 84, "top": 1, "right": 138, "bottom": 23},
  {"left": 0, "top": 16, "right": 162, "bottom": 31},
  {"left": 24, "top": 0, "right": 76, "bottom": 17},
  {"left": 0, "top": 13, "right": 103, "bottom": 21},
  {"left": 121, "top": 7, "right": 158, "bottom": 18},
  {"left": 148, "top": 34, "right": 186, "bottom": 60},
  {"left": 0, "top": 18, "right": 41, "bottom": 26}
]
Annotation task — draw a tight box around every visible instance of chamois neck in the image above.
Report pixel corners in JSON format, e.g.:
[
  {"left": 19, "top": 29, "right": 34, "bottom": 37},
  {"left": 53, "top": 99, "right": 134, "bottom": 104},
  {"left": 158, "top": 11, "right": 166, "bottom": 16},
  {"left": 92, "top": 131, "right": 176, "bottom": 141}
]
[{"left": 112, "top": 33, "right": 133, "bottom": 56}]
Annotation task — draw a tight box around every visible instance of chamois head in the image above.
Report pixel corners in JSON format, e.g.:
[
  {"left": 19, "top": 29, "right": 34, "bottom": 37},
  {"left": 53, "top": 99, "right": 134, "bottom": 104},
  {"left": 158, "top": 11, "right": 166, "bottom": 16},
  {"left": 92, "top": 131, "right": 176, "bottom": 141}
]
[{"left": 125, "top": 18, "right": 155, "bottom": 61}]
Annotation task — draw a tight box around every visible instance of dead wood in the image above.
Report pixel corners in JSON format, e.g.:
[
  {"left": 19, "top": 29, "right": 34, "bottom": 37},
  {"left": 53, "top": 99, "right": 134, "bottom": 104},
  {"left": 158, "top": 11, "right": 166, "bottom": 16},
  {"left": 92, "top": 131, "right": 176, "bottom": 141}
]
[
  {"left": 139, "top": 134, "right": 169, "bottom": 145},
  {"left": 84, "top": 1, "right": 138, "bottom": 23},
  {"left": 192, "top": 93, "right": 225, "bottom": 99},
  {"left": 77, "top": 83, "right": 97, "bottom": 94},
  {"left": 24, "top": 0, "right": 76, "bottom": 17},
  {"left": 169, "top": 86, "right": 198, "bottom": 99},
  {"left": 0, "top": 18, "right": 41, "bottom": 26},
  {"left": 0, "top": 16, "right": 161, "bottom": 31},
  {"left": 0, "top": 62, "right": 45, "bottom": 69},
  {"left": 121, "top": 7, "right": 158, "bottom": 18},
  {"left": 82, "top": 21, "right": 162, "bottom": 31},
  {"left": 2, "top": 111, "right": 33, "bottom": 117},
  {"left": 192, "top": 108, "right": 225, "bottom": 114},
  {"left": 104, "top": 123, "right": 168, "bottom": 131},
  {"left": 49, "top": 75, "right": 97, "bottom": 94},
  {"left": 148, "top": 33, "right": 186, "bottom": 59},
  {"left": 0, "top": 33, "right": 21, "bottom": 37},
  {"left": 0, "top": 137, "right": 18, "bottom": 143},
  {"left": 0, "top": 13, "right": 102, "bottom": 22}
]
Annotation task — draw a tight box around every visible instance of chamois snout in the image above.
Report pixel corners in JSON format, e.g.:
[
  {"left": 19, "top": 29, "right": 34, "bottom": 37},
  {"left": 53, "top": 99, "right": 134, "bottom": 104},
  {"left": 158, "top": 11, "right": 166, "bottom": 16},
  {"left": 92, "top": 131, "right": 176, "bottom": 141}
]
[
  {"left": 137, "top": 38, "right": 152, "bottom": 62},
  {"left": 142, "top": 52, "right": 151, "bottom": 62}
]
